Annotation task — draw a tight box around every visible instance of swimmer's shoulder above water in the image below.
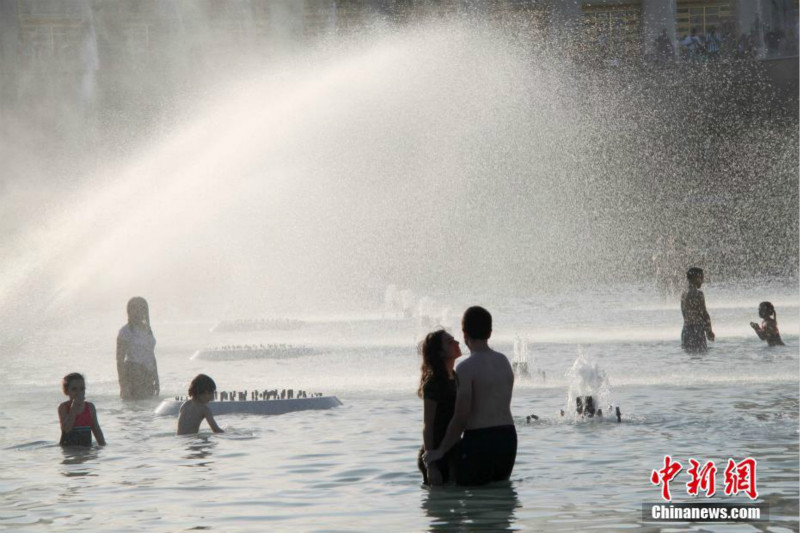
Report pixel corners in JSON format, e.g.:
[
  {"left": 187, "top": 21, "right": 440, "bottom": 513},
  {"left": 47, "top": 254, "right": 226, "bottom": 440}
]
[
  {"left": 750, "top": 301, "right": 784, "bottom": 347},
  {"left": 177, "top": 374, "right": 225, "bottom": 435}
]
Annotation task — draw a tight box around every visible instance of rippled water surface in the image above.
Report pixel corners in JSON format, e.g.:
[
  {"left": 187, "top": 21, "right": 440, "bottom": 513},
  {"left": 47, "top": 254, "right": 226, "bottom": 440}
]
[{"left": 1, "top": 280, "right": 797, "bottom": 532}]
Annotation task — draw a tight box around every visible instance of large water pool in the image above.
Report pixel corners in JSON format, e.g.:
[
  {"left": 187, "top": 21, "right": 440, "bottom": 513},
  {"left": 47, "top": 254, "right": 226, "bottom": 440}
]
[{"left": 1, "top": 279, "right": 797, "bottom": 532}]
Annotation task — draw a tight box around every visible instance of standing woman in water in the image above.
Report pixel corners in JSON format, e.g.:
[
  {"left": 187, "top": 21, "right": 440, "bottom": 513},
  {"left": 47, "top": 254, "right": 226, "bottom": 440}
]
[
  {"left": 117, "top": 297, "right": 159, "bottom": 400},
  {"left": 417, "top": 329, "right": 462, "bottom": 486}
]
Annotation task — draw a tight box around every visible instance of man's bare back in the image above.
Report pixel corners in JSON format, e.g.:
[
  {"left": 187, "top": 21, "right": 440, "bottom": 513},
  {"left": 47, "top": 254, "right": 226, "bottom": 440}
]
[
  {"left": 456, "top": 348, "right": 514, "bottom": 430},
  {"left": 422, "top": 306, "right": 517, "bottom": 485}
]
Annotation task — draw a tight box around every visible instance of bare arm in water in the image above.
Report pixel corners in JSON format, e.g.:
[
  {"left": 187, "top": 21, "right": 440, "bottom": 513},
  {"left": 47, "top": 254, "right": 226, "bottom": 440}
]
[
  {"left": 89, "top": 403, "right": 106, "bottom": 446},
  {"left": 699, "top": 292, "right": 714, "bottom": 340},
  {"left": 422, "top": 367, "right": 472, "bottom": 465},
  {"left": 422, "top": 398, "right": 443, "bottom": 485},
  {"left": 116, "top": 333, "right": 128, "bottom": 397}
]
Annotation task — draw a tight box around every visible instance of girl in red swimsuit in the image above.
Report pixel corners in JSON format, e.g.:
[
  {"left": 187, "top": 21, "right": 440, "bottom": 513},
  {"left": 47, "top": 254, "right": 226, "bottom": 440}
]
[{"left": 58, "top": 373, "right": 106, "bottom": 446}]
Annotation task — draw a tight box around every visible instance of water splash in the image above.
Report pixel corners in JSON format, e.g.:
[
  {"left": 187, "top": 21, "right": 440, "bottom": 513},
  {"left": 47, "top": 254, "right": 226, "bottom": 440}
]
[
  {"left": 0, "top": 16, "right": 795, "bottom": 328},
  {"left": 512, "top": 335, "right": 530, "bottom": 377},
  {"left": 565, "top": 349, "right": 612, "bottom": 419}
]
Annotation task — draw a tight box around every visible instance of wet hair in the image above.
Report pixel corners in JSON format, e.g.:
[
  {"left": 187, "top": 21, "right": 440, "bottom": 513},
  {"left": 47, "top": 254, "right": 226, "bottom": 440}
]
[
  {"left": 758, "top": 301, "right": 776, "bottom": 320},
  {"left": 62, "top": 372, "right": 85, "bottom": 395},
  {"left": 462, "top": 306, "right": 492, "bottom": 340},
  {"left": 126, "top": 296, "right": 153, "bottom": 334},
  {"left": 417, "top": 330, "right": 448, "bottom": 398},
  {"left": 188, "top": 374, "right": 217, "bottom": 398},
  {"left": 686, "top": 267, "right": 704, "bottom": 281}
]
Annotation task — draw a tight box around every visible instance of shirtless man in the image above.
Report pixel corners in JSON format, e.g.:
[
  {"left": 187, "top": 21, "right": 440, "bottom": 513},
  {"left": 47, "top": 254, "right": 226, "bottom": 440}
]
[
  {"left": 422, "top": 306, "right": 516, "bottom": 485},
  {"left": 681, "top": 267, "right": 715, "bottom": 353}
]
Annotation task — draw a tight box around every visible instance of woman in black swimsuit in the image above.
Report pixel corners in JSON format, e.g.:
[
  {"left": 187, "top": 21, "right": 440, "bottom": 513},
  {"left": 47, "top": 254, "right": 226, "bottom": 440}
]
[{"left": 417, "top": 329, "right": 462, "bottom": 486}]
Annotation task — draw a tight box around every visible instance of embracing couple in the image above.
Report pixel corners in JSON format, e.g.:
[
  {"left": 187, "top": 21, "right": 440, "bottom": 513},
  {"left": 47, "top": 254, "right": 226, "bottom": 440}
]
[{"left": 417, "top": 306, "right": 517, "bottom": 486}]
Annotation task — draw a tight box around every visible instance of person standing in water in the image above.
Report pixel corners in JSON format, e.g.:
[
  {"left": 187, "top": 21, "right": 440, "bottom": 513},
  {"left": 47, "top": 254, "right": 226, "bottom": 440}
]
[
  {"left": 681, "top": 267, "right": 715, "bottom": 353},
  {"left": 750, "top": 301, "right": 785, "bottom": 346},
  {"left": 117, "top": 296, "right": 159, "bottom": 400},
  {"left": 423, "top": 306, "right": 516, "bottom": 486},
  {"left": 417, "top": 329, "right": 462, "bottom": 486},
  {"left": 58, "top": 372, "right": 106, "bottom": 446}
]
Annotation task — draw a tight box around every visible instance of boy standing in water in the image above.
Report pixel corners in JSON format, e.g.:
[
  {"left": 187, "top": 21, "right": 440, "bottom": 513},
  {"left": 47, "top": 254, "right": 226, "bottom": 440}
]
[
  {"left": 681, "top": 267, "right": 715, "bottom": 353},
  {"left": 423, "top": 306, "right": 516, "bottom": 485},
  {"left": 177, "top": 374, "right": 224, "bottom": 435}
]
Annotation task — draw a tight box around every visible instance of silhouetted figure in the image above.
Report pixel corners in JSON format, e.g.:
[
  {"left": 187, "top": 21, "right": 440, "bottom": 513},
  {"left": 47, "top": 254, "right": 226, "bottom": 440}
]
[
  {"left": 750, "top": 301, "right": 785, "bottom": 346},
  {"left": 116, "top": 297, "right": 159, "bottom": 400},
  {"left": 705, "top": 26, "right": 721, "bottom": 59},
  {"left": 654, "top": 29, "right": 674, "bottom": 62},
  {"left": 423, "top": 306, "right": 516, "bottom": 486},
  {"left": 680, "top": 27, "right": 705, "bottom": 60},
  {"left": 417, "top": 329, "right": 462, "bottom": 486},
  {"left": 681, "top": 268, "right": 715, "bottom": 352}
]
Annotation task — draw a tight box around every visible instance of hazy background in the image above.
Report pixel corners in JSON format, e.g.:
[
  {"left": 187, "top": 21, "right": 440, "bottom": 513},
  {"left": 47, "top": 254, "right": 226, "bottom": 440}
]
[{"left": 0, "top": 1, "right": 796, "bottom": 327}]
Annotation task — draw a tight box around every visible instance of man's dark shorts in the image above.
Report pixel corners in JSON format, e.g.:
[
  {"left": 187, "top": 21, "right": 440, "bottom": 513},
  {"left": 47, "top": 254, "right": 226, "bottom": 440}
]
[
  {"left": 682, "top": 324, "right": 707, "bottom": 352},
  {"left": 456, "top": 425, "right": 517, "bottom": 486}
]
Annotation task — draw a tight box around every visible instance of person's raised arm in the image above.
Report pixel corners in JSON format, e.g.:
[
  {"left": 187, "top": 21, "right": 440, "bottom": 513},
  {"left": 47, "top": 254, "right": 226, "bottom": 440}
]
[
  {"left": 58, "top": 403, "right": 78, "bottom": 434},
  {"left": 750, "top": 321, "right": 766, "bottom": 339},
  {"left": 89, "top": 403, "right": 106, "bottom": 446},
  {"left": 205, "top": 406, "right": 224, "bottom": 433},
  {"left": 423, "top": 369, "right": 471, "bottom": 465}
]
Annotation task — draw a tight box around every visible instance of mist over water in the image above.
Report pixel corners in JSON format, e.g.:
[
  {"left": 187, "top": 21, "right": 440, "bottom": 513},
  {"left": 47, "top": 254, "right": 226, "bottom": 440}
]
[
  {"left": 0, "top": 9, "right": 797, "bottom": 530},
  {"left": 0, "top": 13, "right": 796, "bottom": 327}
]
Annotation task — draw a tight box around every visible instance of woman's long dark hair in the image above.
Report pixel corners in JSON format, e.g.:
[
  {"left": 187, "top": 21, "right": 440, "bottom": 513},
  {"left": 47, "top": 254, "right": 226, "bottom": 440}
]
[
  {"left": 418, "top": 329, "right": 448, "bottom": 398},
  {"left": 127, "top": 296, "right": 153, "bottom": 335}
]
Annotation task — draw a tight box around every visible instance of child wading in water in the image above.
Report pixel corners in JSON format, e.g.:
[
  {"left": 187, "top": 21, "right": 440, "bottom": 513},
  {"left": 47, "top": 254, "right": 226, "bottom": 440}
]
[
  {"left": 750, "top": 301, "right": 785, "bottom": 346},
  {"left": 681, "top": 267, "right": 715, "bottom": 352},
  {"left": 58, "top": 373, "right": 106, "bottom": 446},
  {"left": 177, "top": 374, "right": 224, "bottom": 435}
]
